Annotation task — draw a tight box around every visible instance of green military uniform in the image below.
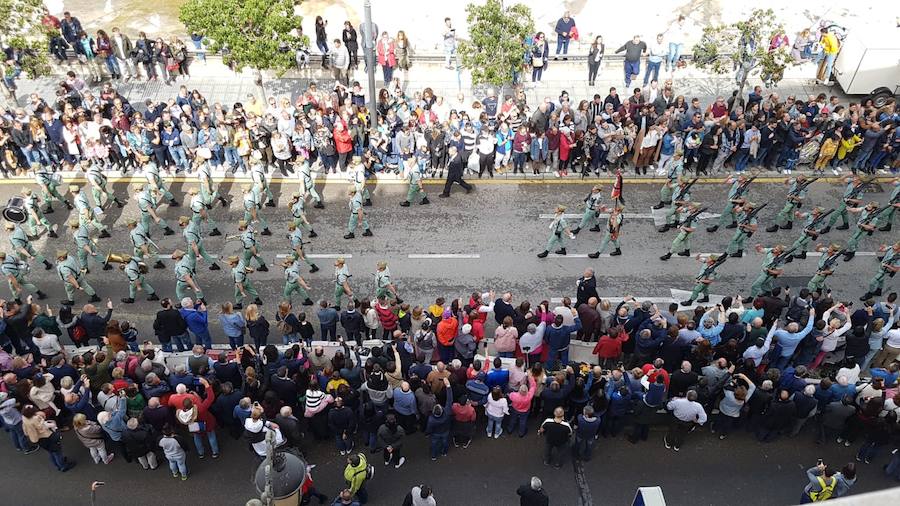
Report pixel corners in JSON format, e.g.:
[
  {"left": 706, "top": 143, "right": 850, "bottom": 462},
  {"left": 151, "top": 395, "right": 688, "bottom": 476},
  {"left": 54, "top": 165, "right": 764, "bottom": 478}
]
[
  {"left": 334, "top": 263, "right": 352, "bottom": 307},
  {"left": 34, "top": 168, "right": 69, "bottom": 209},
  {"left": 773, "top": 179, "right": 809, "bottom": 228},
  {"left": 136, "top": 188, "right": 171, "bottom": 235},
  {"left": 73, "top": 224, "right": 106, "bottom": 271},
  {"left": 9, "top": 225, "right": 47, "bottom": 265},
  {"left": 23, "top": 192, "right": 52, "bottom": 237},
  {"left": 589, "top": 211, "right": 624, "bottom": 257},
  {"left": 827, "top": 180, "right": 859, "bottom": 229},
  {"left": 183, "top": 221, "right": 217, "bottom": 265},
  {"left": 57, "top": 254, "right": 97, "bottom": 302},
  {"left": 404, "top": 168, "right": 427, "bottom": 205},
  {"left": 124, "top": 257, "right": 155, "bottom": 299},
  {"left": 874, "top": 183, "right": 899, "bottom": 230},
  {"left": 190, "top": 193, "right": 218, "bottom": 232},
  {"left": 144, "top": 162, "right": 176, "bottom": 203},
  {"left": 300, "top": 161, "right": 322, "bottom": 205},
  {"left": 240, "top": 229, "right": 267, "bottom": 269},
  {"left": 576, "top": 191, "right": 603, "bottom": 231},
  {"left": 789, "top": 212, "right": 825, "bottom": 258},
  {"left": 288, "top": 227, "right": 316, "bottom": 269},
  {"left": 74, "top": 190, "right": 108, "bottom": 235},
  {"left": 198, "top": 162, "right": 225, "bottom": 208},
  {"left": 283, "top": 261, "right": 312, "bottom": 302},
  {"left": 242, "top": 191, "right": 269, "bottom": 230},
  {"left": 714, "top": 180, "right": 744, "bottom": 229},
  {"left": 664, "top": 184, "right": 692, "bottom": 227},
  {"left": 750, "top": 248, "right": 785, "bottom": 297},
  {"left": 129, "top": 223, "right": 158, "bottom": 263},
  {"left": 290, "top": 198, "right": 315, "bottom": 235},
  {"left": 251, "top": 163, "right": 275, "bottom": 206},
  {"left": 868, "top": 247, "right": 899, "bottom": 295},
  {"left": 668, "top": 209, "right": 699, "bottom": 256},
  {"left": 346, "top": 191, "right": 370, "bottom": 235},
  {"left": 174, "top": 255, "right": 202, "bottom": 301},
  {"left": 807, "top": 250, "right": 842, "bottom": 292},
  {"left": 658, "top": 160, "right": 683, "bottom": 206},
  {"left": 87, "top": 165, "right": 119, "bottom": 209},
  {"left": 545, "top": 215, "right": 569, "bottom": 253},
  {"left": 687, "top": 261, "right": 720, "bottom": 303},
  {"left": 231, "top": 260, "right": 260, "bottom": 305},
  {"left": 351, "top": 167, "right": 371, "bottom": 202},
  {"left": 727, "top": 210, "right": 757, "bottom": 255},
  {"left": 1, "top": 255, "right": 39, "bottom": 300},
  {"left": 375, "top": 267, "right": 395, "bottom": 299},
  {"left": 846, "top": 207, "right": 875, "bottom": 253}
]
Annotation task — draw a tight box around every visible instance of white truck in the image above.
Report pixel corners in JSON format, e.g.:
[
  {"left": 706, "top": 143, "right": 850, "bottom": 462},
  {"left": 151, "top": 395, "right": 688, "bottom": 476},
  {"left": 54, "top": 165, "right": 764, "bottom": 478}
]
[{"left": 833, "top": 31, "right": 900, "bottom": 107}]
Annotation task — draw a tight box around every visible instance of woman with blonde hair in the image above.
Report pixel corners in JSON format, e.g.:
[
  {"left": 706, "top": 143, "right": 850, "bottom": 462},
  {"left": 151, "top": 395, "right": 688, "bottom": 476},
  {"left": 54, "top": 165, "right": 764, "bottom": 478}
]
[
  {"left": 219, "top": 301, "right": 247, "bottom": 350},
  {"left": 73, "top": 413, "right": 115, "bottom": 464},
  {"left": 275, "top": 301, "right": 300, "bottom": 345},
  {"left": 395, "top": 30, "right": 411, "bottom": 79},
  {"left": 23, "top": 405, "right": 73, "bottom": 471},
  {"left": 246, "top": 303, "right": 271, "bottom": 349}
]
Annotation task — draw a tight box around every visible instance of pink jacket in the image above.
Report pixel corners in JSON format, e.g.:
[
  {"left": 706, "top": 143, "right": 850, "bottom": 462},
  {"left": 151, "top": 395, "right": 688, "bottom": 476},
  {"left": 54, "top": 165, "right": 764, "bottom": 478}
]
[
  {"left": 509, "top": 377, "right": 537, "bottom": 413},
  {"left": 493, "top": 325, "right": 519, "bottom": 353},
  {"left": 377, "top": 40, "right": 396, "bottom": 67}
]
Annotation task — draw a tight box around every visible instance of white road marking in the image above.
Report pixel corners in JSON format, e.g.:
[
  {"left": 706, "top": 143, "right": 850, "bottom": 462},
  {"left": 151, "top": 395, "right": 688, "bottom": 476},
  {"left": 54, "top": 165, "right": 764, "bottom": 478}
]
[
  {"left": 670, "top": 289, "right": 727, "bottom": 307},
  {"left": 547, "top": 254, "right": 591, "bottom": 258},
  {"left": 162, "top": 253, "right": 218, "bottom": 258},
  {"left": 407, "top": 254, "right": 481, "bottom": 259},
  {"left": 275, "top": 253, "right": 353, "bottom": 259}
]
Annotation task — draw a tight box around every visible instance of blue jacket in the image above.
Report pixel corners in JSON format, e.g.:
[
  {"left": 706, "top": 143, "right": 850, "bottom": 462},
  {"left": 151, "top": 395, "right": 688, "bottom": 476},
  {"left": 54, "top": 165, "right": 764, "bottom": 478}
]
[
  {"left": 102, "top": 397, "right": 128, "bottom": 441},
  {"left": 180, "top": 306, "right": 210, "bottom": 337},
  {"left": 530, "top": 136, "right": 548, "bottom": 161},
  {"left": 607, "top": 388, "right": 632, "bottom": 417},
  {"left": 575, "top": 414, "right": 601, "bottom": 439},
  {"left": 486, "top": 368, "right": 510, "bottom": 391},
  {"left": 775, "top": 316, "right": 815, "bottom": 358},
  {"left": 645, "top": 382, "right": 667, "bottom": 407},
  {"left": 218, "top": 313, "right": 246, "bottom": 338},
  {"left": 168, "top": 371, "right": 195, "bottom": 390},
  {"left": 544, "top": 318, "right": 581, "bottom": 352}
]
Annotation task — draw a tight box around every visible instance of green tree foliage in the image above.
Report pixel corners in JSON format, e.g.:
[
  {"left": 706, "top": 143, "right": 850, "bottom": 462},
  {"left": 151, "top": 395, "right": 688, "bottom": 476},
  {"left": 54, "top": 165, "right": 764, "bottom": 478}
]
[
  {"left": 0, "top": 0, "right": 52, "bottom": 79},
  {"left": 179, "top": 0, "right": 307, "bottom": 92},
  {"left": 692, "top": 8, "right": 793, "bottom": 108},
  {"left": 459, "top": 0, "right": 535, "bottom": 87}
]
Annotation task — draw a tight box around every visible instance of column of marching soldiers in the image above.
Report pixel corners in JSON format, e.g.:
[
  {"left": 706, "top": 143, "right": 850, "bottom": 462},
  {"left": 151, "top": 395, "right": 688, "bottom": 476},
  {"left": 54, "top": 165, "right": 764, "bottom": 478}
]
[
  {"left": 539, "top": 171, "right": 899, "bottom": 305},
  {"left": 3, "top": 153, "right": 391, "bottom": 310}
]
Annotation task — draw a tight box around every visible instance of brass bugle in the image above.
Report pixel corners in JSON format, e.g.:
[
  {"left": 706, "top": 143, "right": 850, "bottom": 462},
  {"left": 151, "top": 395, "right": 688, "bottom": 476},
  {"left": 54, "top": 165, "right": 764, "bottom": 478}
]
[{"left": 105, "top": 251, "right": 131, "bottom": 264}]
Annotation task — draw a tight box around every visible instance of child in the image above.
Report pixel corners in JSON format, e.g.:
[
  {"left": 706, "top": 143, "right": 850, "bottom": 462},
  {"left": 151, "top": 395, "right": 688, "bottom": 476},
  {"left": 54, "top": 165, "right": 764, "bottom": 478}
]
[
  {"left": 158, "top": 424, "right": 190, "bottom": 480},
  {"left": 121, "top": 320, "right": 139, "bottom": 353},
  {"left": 530, "top": 130, "right": 548, "bottom": 175},
  {"left": 815, "top": 134, "right": 839, "bottom": 174}
]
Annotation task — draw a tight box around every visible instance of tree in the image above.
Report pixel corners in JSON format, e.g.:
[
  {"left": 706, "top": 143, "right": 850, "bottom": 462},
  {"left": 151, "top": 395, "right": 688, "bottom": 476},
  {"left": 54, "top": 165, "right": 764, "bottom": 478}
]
[
  {"left": 0, "top": 0, "right": 52, "bottom": 82},
  {"left": 691, "top": 8, "right": 793, "bottom": 111},
  {"left": 179, "top": 0, "right": 307, "bottom": 99},
  {"left": 458, "top": 0, "right": 534, "bottom": 87}
]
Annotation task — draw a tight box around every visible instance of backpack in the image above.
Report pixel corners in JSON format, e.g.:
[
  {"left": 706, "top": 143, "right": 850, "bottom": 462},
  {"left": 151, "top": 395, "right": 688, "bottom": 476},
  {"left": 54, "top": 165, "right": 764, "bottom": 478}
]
[
  {"left": 71, "top": 324, "right": 87, "bottom": 345},
  {"left": 809, "top": 475, "right": 835, "bottom": 501}
]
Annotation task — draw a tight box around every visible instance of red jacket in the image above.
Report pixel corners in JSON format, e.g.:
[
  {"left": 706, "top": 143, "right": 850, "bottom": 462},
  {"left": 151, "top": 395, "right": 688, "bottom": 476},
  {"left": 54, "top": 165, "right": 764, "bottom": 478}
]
[
  {"left": 559, "top": 132, "right": 571, "bottom": 161},
  {"left": 593, "top": 330, "right": 629, "bottom": 359},
  {"left": 375, "top": 304, "right": 398, "bottom": 331},
  {"left": 168, "top": 390, "right": 217, "bottom": 432},
  {"left": 333, "top": 127, "right": 353, "bottom": 154},
  {"left": 376, "top": 40, "right": 396, "bottom": 67}
]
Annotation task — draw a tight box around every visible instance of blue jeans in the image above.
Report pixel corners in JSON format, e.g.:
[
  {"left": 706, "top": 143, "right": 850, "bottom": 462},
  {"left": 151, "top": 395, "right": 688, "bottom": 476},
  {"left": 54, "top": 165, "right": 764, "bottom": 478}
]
[
  {"left": 555, "top": 37, "right": 570, "bottom": 55},
  {"left": 27, "top": 147, "right": 52, "bottom": 166},
  {"left": 191, "top": 37, "right": 206, "bottom": 62},
  {"left": 820, "top": 53, "right": 836, "bottom": 81},
  {"left": 853, "top": 149, "right": 873, "bottom": 170},
  {"left": 227, "top": 334, "right": 244, "bottom": 350},
  {"left": 507, "top": 409, "right": 529, "bottom": 436},
  {"left": 574, "top": 435, "right": 596, "bottom": 461},
  {"left": 382, "top": 64, "right": 394, "bottom": 84},
  {"left": 281, "top": 332, "right": 298, "bottom": 345},
  {"left": 49, "top": 448, "right": 66, "bottom": 470},
  {"left": 532, "top": 66, "right": 543, "bottom": 82},
  {"left": 735, "top": 148, "right": 751, "bottom": 172},
  {"left": 105, "top": 55, "right": 120, "bottom": 76},
  {"left": 548, "top": 348, "right": 569, "bottom": 371},
  {"left": 624, "top": 60, "right": 640, "bottom": 86},
  {"left": 7, "top": 422, "right": 29, "bottom": 450},
  {"left": 857, "top": 440, "right": 881, "bottom": 461},
  {"left": 784, "top": 148, "right": 799, "bottom": 171},
  {"left": 224, "top": 146, "right": 243, "bottom": 170},
  {"left": 168, "top": 145, "right": 189, "bottom": 171},
  {"left": 885, "top": 451, "right": 900, "bottom": 480},
  {"left": 486, "top": 414, "right": 504, "bottom": 436},
  {"left": 191, "top": 330, "right": 212, "bottom": 349},
  {"left": 335, "top": 434, "right": 353, "bottom": 452},
  {"left": 167, "top": 455, "right": 188, "bottom": 476},
  {"left": 644, "top": 60, "right": 661, "bottom": 85},
  {"left": 772, "top": 355, "right": 791, "bottom": 372},
  {"left": 164, "top": 333, "right": 192, "bottom": 352},
  {"left": 430, "top": 431, "right": 449, "bottom": 458},
  {"left": 320, "top": 324, "right": 336, "bottom": 341},
  {"left": 667, "top": 43, "right": 683, "bottom": 70},
  {"left": 192, "top": 431, "right": 219, "bottom": 456}
]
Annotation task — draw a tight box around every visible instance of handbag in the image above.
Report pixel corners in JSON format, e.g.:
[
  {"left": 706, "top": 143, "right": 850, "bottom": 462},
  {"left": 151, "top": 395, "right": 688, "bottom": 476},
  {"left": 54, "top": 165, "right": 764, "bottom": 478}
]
[
  {"left": 532, "top": 55, "right": 544, "bottom": 68},
  {"left": 187, "top": 421, "right": 206, "bottom": 433}
]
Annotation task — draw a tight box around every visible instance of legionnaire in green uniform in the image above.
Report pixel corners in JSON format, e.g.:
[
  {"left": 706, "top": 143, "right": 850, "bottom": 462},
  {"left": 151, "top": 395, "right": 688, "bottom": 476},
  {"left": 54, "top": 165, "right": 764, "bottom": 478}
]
[
  {"left": 171, "top": 249, "right": 204, "bottom": 302},
  {"left": 195, "top": 157, "right": 228, "bottom": 208},
  {"left": 333, "top": 257, "right": 353, "bottom": 307},
  {"left": 286, "top": 222, "right": 319, "bottom": 273},
  {"left": 587, "top": 205, "right": 625, "bottom": 258},
  {"left": 281, "top": 258, "right": 314, "bottom": 306},
  {"left": 251, "top": 160, "right": 276, "bottom": 208},
  {"left": 226, "top": 256, "right": 262, "bottom": 309},
  {"left": 0, "top": 251, "right": 46, "bottom": 301},
  {"left": 299, "top": 157, "right": 324, "bottom": 209},
  {"left": 349, "top": 157, "right": 372, "bottom": 206},
  {"left": 571, "top": 185, "right": 603, "bottom": 235},
  {"left": 117, "top": 254, "right": 159, "bottom": 304},
  {"left": 241, "top": 185, "right": 272, "bottom": 235},
  {"left": 71, "top": 185, "right": 110, "bottom": 238},
  {"left": 179, "top": 216, "right": 221, "bottom": 270},
  {"left": 289, "top": 192, "right": 317, "bottom": 238},
  {"left": 726, "top": 202, "right": 761, "bottom": 258},
  {"left": 5, "top": 222, "right": 52, "bottom": 270},
  {"left": 84, "top": 161, "right": 124, "bottom": 209},
  {"left": 237, "top": 221, "right": 268, "bottom": 271},
  {"left": 68, "top": 219, "right": 111, "bottom": 273},
  {"left": 21, "top": 188, "right": 56, "bottom": 238},
  {"left": 658, "top": 178, "right": 695, "bottom": 233},
  {"left": 344, "top": 186, "right": 372, "bottom": 239},
  {"left": 400, "top": 159, "right": 429, "bottom": 207},
  {"left": 750, "top": 244, "right": 791, "bottom": 298},
  {"left": 374, "top": 261, "right": 401, "bottom": 301},
  {"left": 126, "top": 219, "right": 165, "bottom": 269},
  {"left": 133, "top": 184, "right": 175, "bottom": 236},
  {"left": 680, "top": 254, "right": 725, "bottom": 306},
  {"left": 787, "top": 207, "right": 830, "bottom": 261},
  {"left": 660, "top": 202, "right": 702, "bottom": 260},
  {"left": 860, "top": 241, "right": 900, "bottom": 300},
  {"left": 653, "top": 152, "right": 683, "bottom": 209},
  {"left": 56, "top": 250, "right": 100, "bottom": 305},
  {"left": 843, "top": 201, "right": 880, "bottom": 261},
  {"left": 33, "top": 165, "right": 73, "bottom": 212},
  {"left": 874, "top": 178, "right": 899, "bottom": 232},
  {"left": 143, "top": 161, "right": 179, "bottom": 206},
  {"left": 824, "top": 175, "right": 866, "bottom": 232},
  {"left": 766, "top": 175, "right": 813, "bottom": 232},
  {"left": 537, "top": 205, "right": 574, "bottom": 258},
  {"left": 807, "top": 243, "right": 844, "bottom": 293},
  {"left": 706, "top": 175, "right": 752, "bottom": 233},
  {"left": 187, "top": 187, "right": 221, "bottom": 236}
]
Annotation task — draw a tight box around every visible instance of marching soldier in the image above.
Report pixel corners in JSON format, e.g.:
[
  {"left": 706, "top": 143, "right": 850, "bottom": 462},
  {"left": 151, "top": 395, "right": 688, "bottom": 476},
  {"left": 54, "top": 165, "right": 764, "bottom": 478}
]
[
  {"left": 6, "top": 222, "right": 52, "bottom": 270},
  {"left": 374, "top": 261, "right": 401, "bottom": 302},
  {"left": 187, "top": 187, "right": 221, "bottom": 236},
  {"left": 127, "top": 219, "right": 165, "bottom": 269},
  {"left": 787, "top": 207, "right": 829, "bottom": 261},
  {"left": 824, "top": 175, "right": 866, "bottom": 232},
  {"left": 658, "top": 178, "right": 694, "bottom": 233},
  {"left": 860, "top": 242, "right": 900, "bottom": 300},
  {"left": 238, "top": 220, "right": 268, "bottom": 271},
  {"left": 282, "top": 259, "right": 314, "bottom": 306},
  {"left": 56, "top": 250, "right": 100, "bottom": 305},
  {"left": 118, "top": 254, "right": 159, "bottom": 304},
  {"left": 750, "top": 244, "right": 791, "bottom": 297},
  {"left": 587, "top": 205, "right": 625, "bottom": 258},
  {"left": 653, "top": 152, "right": 683, "bottom": 210},
  {"left": 766, "top": 175, "right": 812, "bottom": 232},
  {"left": 241, "top": 185, "right": 272, "bottom": 235},
  {"left": 807, "top": 243, "right": 844, "bottom": 293},
  {"left": 299, "top": 155, "right": 324, "bottom": 209},
  {"left": 133, "top": 184, "right": 175, "bottom": 236},
  {"left": 21, "top": 188, "right": 56, "bottom": 238},
  {"left": 680, "top": 254, "right": 724, "bottom": 306},
  {"left": 0, "top": 251, "right": 46, "bottom": 301},
  {"left": 71, "top": 185, "right": 110, "bottom": 238},
  {"left": 84, "top": 161, "right": 124, "bottom": 209},
  {"left": 400, "top": 159, "right": 429, "bottom": 207},
  {"left": 333, "top": 257, "right": 353, "bottom": 307},
  {"left": 68, "top": 220, "right": 110, "bottom": 273},
  {"left": 250, "top": 159, "right": 275, "bottom": 208},
  {"left": 349, "top": 157, "right": 372, "bottom": 206},
  {"left": 226, "top": 255, "right": 262, "bottom": 309},
  {"left": 874, "top": 178, "right": 899, "bottom": 232},
  {"left": 571, "top": 185, "right": 603, "bottom": 235},
  {"left": 179, "top": 216, "right": 221, "bottom": 270},
  {"left": 196, "top": 155, "right": 228, "bottom": 209},
  {"left": 537, "top": 205, "right": 573, "bottom": 258},
  {"left": 33, "top": 165, "right": 73, "bottom": 212},
  {"left": 344, "top": 186, "right": 372, "bottom": 239},
  {"left": 660, "top": 202, "right": 701, "bottom": 260},
  {"left": 287, "top": 222, "right": 319, "bottom": 273},
  {"left": 144, "top": 161, "right": 179, "bottom": 206},
  {"left": 726, "top": 202, "right": 761, "bottom": 258},
  {"left": 706, "top": 175, "right": 752, "bottom": 233},
  {"left": 172, "top": 249, "right": 204, "bottom": 302},
  {"left": 843, "top": 201, "right": 880, "bottom": 261},
  {"left": 289, "top": 192, "right": 317, "bottom": 238}
]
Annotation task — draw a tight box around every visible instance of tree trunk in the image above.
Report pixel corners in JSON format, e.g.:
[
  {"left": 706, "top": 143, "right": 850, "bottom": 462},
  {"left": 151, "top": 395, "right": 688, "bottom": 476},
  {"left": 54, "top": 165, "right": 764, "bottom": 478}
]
[
  {"left": 731, "top": 63, "right": 752, "bottom": 114},
  {"left": 254, "top": 69, "right": 267, "bottom": 102}
]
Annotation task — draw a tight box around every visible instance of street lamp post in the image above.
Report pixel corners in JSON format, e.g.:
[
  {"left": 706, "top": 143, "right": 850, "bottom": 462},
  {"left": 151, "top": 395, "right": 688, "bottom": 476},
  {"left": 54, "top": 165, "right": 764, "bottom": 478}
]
[{"left": 362, "top": 0, "right": 378, "bottom": 131}]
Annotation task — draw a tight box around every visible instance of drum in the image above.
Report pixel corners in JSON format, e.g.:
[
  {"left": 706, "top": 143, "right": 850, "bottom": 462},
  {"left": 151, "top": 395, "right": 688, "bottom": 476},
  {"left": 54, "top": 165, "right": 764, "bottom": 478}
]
[{"left": 2, "top": 196, "right": 27, "bottom": 223}]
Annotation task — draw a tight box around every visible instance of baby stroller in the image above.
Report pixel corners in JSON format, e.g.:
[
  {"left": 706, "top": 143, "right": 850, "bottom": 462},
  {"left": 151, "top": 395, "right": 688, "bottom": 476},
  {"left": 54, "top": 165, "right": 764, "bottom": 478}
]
[{"left": 798, "top": 132, "right": 823, "bottom": 167}]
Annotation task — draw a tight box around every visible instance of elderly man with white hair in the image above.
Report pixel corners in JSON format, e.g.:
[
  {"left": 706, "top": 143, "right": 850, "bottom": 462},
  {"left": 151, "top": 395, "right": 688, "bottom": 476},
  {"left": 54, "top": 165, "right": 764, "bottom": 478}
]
[
  {"left": 97, "top": 393, "right": 128, "bottom": 461},
  {"left": 790, "top": 384, "right": 819, "bottom": 436},
  {"left": 517, "top": 476, "right": 549, "bottom": 505}
]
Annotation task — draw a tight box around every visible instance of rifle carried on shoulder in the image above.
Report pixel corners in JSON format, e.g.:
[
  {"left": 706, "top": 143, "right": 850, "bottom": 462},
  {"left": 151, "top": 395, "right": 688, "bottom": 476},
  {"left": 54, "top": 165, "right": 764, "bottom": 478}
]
[
  {"left": 696, "top": 254, "right": 728, "bottom": 281},
  {"left": 788, "top": 177, "right": 819, "bottom": 197},
  {"left": 804, "top": 209, "right": 835, "bottom": 237}
]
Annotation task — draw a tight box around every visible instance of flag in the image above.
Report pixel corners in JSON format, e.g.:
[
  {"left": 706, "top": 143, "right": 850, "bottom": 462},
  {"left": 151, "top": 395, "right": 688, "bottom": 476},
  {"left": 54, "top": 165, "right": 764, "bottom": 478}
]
[{"left": 610, "top": 169, "right": 625, "bottom": 204}]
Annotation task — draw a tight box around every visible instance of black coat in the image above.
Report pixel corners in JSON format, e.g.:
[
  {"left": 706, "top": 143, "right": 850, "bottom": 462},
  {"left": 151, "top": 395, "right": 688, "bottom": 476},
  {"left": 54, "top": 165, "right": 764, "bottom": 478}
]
[
  {"left": 576, "top": 276, "right": 598, "bottom": 307},
  {"left": 268, "top": 375, "right": 299, "bottom": 408},
  {"left": 274, "top": 414, "right": 303, "bottom": 448},
  {"left": 122, "top": 425, "right": 156, "bottom": 456},
  {"left": 762, "top": 398, "right": 796, "bottom": 429},
  {"left": 153, "top": 308, "right": 187, "bottom": 341}
]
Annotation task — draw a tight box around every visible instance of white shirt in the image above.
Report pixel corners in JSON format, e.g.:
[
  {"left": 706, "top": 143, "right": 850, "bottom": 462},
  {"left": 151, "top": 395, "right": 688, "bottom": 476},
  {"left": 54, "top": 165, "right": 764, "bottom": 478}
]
[
  {"left": 648, "top": 41, "right": 667, "bottom": 61},
  {"left": 886, "top": 328, "right": 900, "bottom": 348},
  {"left": 667, "top": 397, "right": 708, "bottom": 424}
]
